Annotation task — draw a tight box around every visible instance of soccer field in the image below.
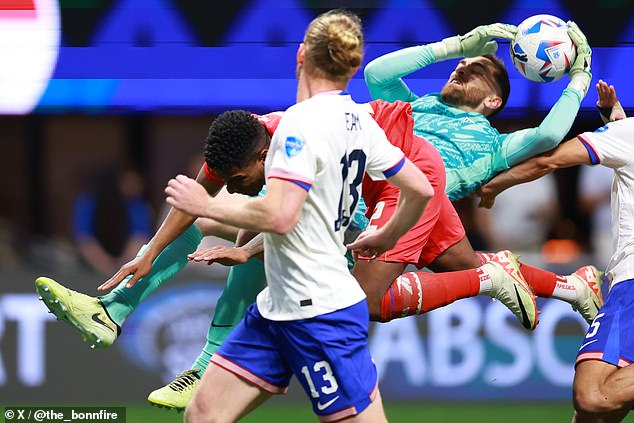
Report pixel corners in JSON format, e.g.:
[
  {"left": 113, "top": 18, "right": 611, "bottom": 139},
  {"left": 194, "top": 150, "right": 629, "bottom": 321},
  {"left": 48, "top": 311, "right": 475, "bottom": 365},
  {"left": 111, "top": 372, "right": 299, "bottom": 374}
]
[{"left": 122, "top": 402, "right": 634, "bottom": 422}]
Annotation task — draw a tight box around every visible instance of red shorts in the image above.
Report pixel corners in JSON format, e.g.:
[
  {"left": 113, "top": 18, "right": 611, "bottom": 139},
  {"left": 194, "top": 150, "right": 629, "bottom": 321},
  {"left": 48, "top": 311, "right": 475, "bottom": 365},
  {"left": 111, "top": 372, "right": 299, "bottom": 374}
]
[{"left": 361, "top": 132, "right": 465, "bottom": 268}]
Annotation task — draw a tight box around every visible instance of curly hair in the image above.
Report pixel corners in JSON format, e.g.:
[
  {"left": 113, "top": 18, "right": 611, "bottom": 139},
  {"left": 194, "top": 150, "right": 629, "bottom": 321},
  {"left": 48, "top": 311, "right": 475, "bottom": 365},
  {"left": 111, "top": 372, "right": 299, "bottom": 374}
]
[{"left": 204, "top": 110, "right": 267, "bottom": 174}]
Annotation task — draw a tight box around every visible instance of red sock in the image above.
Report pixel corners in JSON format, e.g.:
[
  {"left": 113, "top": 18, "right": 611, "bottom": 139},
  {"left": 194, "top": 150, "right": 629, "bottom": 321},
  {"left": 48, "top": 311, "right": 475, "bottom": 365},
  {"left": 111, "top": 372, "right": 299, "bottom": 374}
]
[
  {"left": 379, "top": 269, "right": 483, "bottom": 322},
  {"left": 477, "top": 251, "right": 564, "bottom": 298},
  {"left": 518, "top": 264, "right": 566, "bottom": 298}
]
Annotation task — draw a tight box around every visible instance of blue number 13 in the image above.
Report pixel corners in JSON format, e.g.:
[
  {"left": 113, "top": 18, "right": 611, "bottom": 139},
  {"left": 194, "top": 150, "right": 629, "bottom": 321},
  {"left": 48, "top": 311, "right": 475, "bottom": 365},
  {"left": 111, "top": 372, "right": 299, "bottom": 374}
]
[{"left": 334, "top": 149, "right": 366, "bottom": 231}]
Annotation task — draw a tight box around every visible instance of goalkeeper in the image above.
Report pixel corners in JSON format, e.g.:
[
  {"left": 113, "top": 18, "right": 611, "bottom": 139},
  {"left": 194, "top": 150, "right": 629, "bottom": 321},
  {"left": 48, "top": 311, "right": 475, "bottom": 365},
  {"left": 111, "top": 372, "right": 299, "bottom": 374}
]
[{"left": 364, "top": 21, "right": 592, "bottom": 201}]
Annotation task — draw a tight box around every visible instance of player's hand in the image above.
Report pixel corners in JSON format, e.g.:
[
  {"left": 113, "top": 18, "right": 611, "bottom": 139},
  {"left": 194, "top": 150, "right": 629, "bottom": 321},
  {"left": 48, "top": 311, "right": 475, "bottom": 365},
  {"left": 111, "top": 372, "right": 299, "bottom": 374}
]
[
  {"left": 567, "top": 21, "right": 592, "bottom": 97},
  {"left": 596, "top": 80, "right": 627, "bottom": 122},
  {"left": 98, "top": 255, "right": 153, "bottom": 291},
  {"left": 346, "top": 229, "right": 396, "bottom": 260},
  {"left": 476, "top": 185, "right": 497, "bottom": 209},
  {"left": 165, "top": 175, "right": 212, "bottom": 218},
  {"left": 435, "top": 23, "right": 517, "bottom": 61},
  {"left": 188, "top": 246, "right": 250, "bottom": 266},
  {"left": 596, "top": 80, "right": 619, "bottom": 109},
  {"left": 459, "top": 23, "right": 518, "bottom": 57},
  {"left": 568, "top": 21, "right": 592, "bottom": 74}
]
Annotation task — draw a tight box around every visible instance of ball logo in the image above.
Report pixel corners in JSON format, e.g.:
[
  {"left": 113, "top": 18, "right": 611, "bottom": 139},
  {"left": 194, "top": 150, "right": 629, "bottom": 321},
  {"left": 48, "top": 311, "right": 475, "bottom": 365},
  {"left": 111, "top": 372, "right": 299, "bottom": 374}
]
[{"left": 0, "top": 0, "right": 60, "bottom": 114}]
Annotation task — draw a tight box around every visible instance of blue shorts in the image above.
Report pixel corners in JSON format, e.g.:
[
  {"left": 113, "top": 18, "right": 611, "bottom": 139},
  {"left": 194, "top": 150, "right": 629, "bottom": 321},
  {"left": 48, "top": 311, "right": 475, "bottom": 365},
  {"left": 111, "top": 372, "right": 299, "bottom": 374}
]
[
  {"left": 210, "top": 300, "right": 378, "bottom": 422},
  {"left": 577, "top": 279, "right": 634, "bottom": 368}
]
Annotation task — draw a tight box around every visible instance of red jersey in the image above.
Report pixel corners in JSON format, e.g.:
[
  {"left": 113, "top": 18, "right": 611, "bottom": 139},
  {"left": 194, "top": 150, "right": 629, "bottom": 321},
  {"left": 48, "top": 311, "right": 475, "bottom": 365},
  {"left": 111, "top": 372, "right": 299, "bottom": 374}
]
[{"left": 362, "top": 100, "right": 446, "bottom": 211}]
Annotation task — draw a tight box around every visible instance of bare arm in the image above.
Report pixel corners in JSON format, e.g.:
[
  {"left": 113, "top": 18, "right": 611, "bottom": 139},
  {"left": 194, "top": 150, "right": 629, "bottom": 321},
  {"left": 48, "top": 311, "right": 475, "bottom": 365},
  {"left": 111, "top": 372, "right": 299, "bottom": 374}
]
[
  {"left": 99, "top": 166, "right": 223, "bottom": 290},
  {"left": 166, "top": 176, "right": 307, "bottom": 235},
  {"left": 188, "top": 232, "right": 264, "bottom": 266},
  {"left": 477, "top": 138, "right": 592, "bottom": 209},
  {"left": 239, "top": 232, "right": 264, "bottom": 257}
]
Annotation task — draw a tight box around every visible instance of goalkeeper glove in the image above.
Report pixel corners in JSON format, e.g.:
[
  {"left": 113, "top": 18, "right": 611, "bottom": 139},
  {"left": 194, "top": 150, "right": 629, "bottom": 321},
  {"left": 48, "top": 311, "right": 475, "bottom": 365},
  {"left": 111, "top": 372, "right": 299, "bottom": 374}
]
[
  {"left": 431, "top": 23, "right": 518, "bottom": 62},
  {"left": 567, "top": 21, "right": 592, "bottom": 98}
]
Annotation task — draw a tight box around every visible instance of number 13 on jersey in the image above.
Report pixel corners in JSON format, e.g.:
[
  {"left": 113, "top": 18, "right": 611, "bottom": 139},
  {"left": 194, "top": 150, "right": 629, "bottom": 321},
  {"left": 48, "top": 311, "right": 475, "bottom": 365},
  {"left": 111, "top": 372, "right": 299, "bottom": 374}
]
[{"left": 334, "top": 149, "right": 366, "bottom": 231}]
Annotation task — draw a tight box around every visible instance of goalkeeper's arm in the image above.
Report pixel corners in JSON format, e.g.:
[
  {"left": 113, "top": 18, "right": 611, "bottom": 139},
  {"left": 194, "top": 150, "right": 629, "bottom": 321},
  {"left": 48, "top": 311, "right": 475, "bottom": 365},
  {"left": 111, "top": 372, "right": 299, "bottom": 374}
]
[{"left": 364, "top": 23, "right": 517, "bottom": 102}]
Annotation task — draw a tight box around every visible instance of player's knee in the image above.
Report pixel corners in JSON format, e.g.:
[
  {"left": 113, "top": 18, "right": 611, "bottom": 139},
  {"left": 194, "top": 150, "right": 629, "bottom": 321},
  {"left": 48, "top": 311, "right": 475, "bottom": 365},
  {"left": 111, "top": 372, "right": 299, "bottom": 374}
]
[
  {"left": 184, "top": 404, "right": 196, "bottom": 423},
  {"left": 354, "top": 279, "right": 384, "bottom": 321},
  {"left": 184, "top": 399, "right": 202, "bottom": 423},
  {"left": 573, "top": 382, "right": 620, "bottom": 414},
  {"left": 359, "top": 279, "right": 400, "bottom": 322},
  {"left": 185, "top": 395, "right": 220, "bottom": 423},
  {"left": 365, "top": 295, "right": 383, "bottom": 322},
  {"left": 573, "top": 390, "right": 606, "bottom": 414}
]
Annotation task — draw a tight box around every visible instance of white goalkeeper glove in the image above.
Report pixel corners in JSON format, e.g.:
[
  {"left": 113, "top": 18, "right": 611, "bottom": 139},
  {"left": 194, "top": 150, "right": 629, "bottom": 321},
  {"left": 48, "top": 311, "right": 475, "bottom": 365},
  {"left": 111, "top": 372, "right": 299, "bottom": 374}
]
[
  {"left": 567, "top": 21, "right": 592, "bottom": 98},
  {"left": 431, "top": 23, "right": 518, "bottom": 61}
]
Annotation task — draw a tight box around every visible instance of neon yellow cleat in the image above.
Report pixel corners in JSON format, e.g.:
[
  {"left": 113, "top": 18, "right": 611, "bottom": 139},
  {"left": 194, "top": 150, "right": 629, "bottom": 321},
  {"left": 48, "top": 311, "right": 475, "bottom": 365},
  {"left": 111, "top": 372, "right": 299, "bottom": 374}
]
[
  {"left": 483, "top": 250, "right": 539, "bottom": 331},
  {"left": 148, "top": 369, "right": 201, "bottom": 411},
  {"left": 569, "top": 265, "right": 604, "bottom": 324},
  {"left": 35, "top": 277, "right": 119, "bottom": 348}
]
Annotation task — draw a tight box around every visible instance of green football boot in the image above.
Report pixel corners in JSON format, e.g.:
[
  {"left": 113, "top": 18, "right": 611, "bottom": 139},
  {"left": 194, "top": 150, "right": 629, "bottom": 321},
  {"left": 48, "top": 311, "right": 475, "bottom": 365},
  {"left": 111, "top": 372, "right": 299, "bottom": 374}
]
[
  {"left": 148, "top": 369, "right": 201, "bottom": 411},
  {"left": 35, "top": 277, "right": 119, "bottom": 348}
]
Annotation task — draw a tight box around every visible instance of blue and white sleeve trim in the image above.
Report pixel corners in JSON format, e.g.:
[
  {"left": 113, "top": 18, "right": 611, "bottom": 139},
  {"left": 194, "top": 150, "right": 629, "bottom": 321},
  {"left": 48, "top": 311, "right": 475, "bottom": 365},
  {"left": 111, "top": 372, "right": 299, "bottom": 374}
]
[{"left": 383, "top": 156, "right": 406, "bottom": 178}]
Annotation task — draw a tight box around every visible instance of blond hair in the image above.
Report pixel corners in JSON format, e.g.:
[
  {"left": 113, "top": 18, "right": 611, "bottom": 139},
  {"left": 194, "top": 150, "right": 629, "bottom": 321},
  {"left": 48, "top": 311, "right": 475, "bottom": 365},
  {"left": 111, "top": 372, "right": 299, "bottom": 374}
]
[{"left": 303, "top": 10, "right": 363, "bottom": 82}]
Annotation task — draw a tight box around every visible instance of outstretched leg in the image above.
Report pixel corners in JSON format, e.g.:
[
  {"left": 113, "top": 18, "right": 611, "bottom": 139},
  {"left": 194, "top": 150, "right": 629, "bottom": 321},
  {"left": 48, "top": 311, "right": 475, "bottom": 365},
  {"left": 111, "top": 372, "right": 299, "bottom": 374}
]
[
  {"left": 370, "top": 250, "right": 538, "bottom": 330},
  {"left": 35, "top": 224, "right": 204, "bottom": 348},
  {"left": 427, "top": 236, "right": 604, "bottom": 325},
  {"left": 148, "top": 257, "right": 267, "bottom": 409},
  {"left": 101, "top": 224, "right": 204, "bottom": 326}
]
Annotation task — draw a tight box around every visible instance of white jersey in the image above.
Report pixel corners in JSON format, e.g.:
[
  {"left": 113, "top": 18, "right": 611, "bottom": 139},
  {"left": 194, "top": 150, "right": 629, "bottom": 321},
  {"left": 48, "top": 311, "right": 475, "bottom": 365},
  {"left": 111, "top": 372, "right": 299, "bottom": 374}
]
[
  {"left": 578, "top": 118, "right": 634, "bottom": 286},
  {"left": 256, "top": 91, "right": 405, "bottom": 320}
]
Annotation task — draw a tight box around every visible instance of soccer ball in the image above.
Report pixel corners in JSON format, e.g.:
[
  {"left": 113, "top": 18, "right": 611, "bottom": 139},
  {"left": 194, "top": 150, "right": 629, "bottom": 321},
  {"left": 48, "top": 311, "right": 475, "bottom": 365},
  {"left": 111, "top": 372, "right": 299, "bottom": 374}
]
[{"left": 510, "top": 14, "right": 576, "bottom": 83}]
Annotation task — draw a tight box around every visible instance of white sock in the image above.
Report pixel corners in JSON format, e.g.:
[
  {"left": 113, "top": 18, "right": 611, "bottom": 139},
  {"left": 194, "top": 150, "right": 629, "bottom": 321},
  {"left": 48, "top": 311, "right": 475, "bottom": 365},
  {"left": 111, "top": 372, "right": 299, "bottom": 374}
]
[
  {"left": 551, "top": 276, "right": 578, "bottom": 303},
  {"left": 478, "top": 266, "right": 493, "bottom": 296}
]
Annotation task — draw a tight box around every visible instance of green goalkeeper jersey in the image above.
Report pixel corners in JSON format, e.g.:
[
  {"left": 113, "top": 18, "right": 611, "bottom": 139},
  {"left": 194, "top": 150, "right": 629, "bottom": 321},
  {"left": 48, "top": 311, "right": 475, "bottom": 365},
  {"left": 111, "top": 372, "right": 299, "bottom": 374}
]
[{"left": 364, "top": 44, "right": 582, "bottom": 200}]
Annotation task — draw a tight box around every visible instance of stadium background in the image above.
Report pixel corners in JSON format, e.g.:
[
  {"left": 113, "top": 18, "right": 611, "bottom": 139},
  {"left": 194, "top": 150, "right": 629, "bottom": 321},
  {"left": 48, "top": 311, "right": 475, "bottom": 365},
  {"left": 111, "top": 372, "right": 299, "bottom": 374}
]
[{"left": 1, "top": 0, "right": 633, "bottom": 421}]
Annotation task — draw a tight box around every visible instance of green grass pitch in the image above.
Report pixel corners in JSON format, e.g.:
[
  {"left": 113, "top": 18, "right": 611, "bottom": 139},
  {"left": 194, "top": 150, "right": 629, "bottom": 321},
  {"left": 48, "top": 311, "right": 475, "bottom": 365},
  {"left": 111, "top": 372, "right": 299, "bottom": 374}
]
[{"left": 123, "top": 401, "right": 634, "bottom": 422}]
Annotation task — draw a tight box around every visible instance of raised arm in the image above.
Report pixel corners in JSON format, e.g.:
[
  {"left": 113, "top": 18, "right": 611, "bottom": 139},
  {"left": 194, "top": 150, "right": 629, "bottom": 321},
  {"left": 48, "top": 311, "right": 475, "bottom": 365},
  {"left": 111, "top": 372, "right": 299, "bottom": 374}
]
[
  {"left": 364, "top": 23, "right": 516, "bottom": 103},
  {"left": 478, "top": 138, "right": 592, "bottom": 209},
  {"left": 596, "top": 79, "right": 626, "bottom": 123},
  {"left": 502, "top": 22, "right": 592, "bottom": 167},
  {"left": 166, "top": 176, "right": 307, "bottom": 235}
]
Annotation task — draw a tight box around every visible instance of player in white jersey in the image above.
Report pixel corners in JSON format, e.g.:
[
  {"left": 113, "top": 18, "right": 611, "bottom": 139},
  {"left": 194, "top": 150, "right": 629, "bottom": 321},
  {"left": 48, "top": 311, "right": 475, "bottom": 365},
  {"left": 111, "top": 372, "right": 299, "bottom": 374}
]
[
  {"left": 165, "top": 10, "right": 433, "bottom": 423},
  {"left": 476, "top": 80, "right": 634, "bottom": 422},
  {"left": 244, "top": 96, "right": 415, "bottom": 321}
]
